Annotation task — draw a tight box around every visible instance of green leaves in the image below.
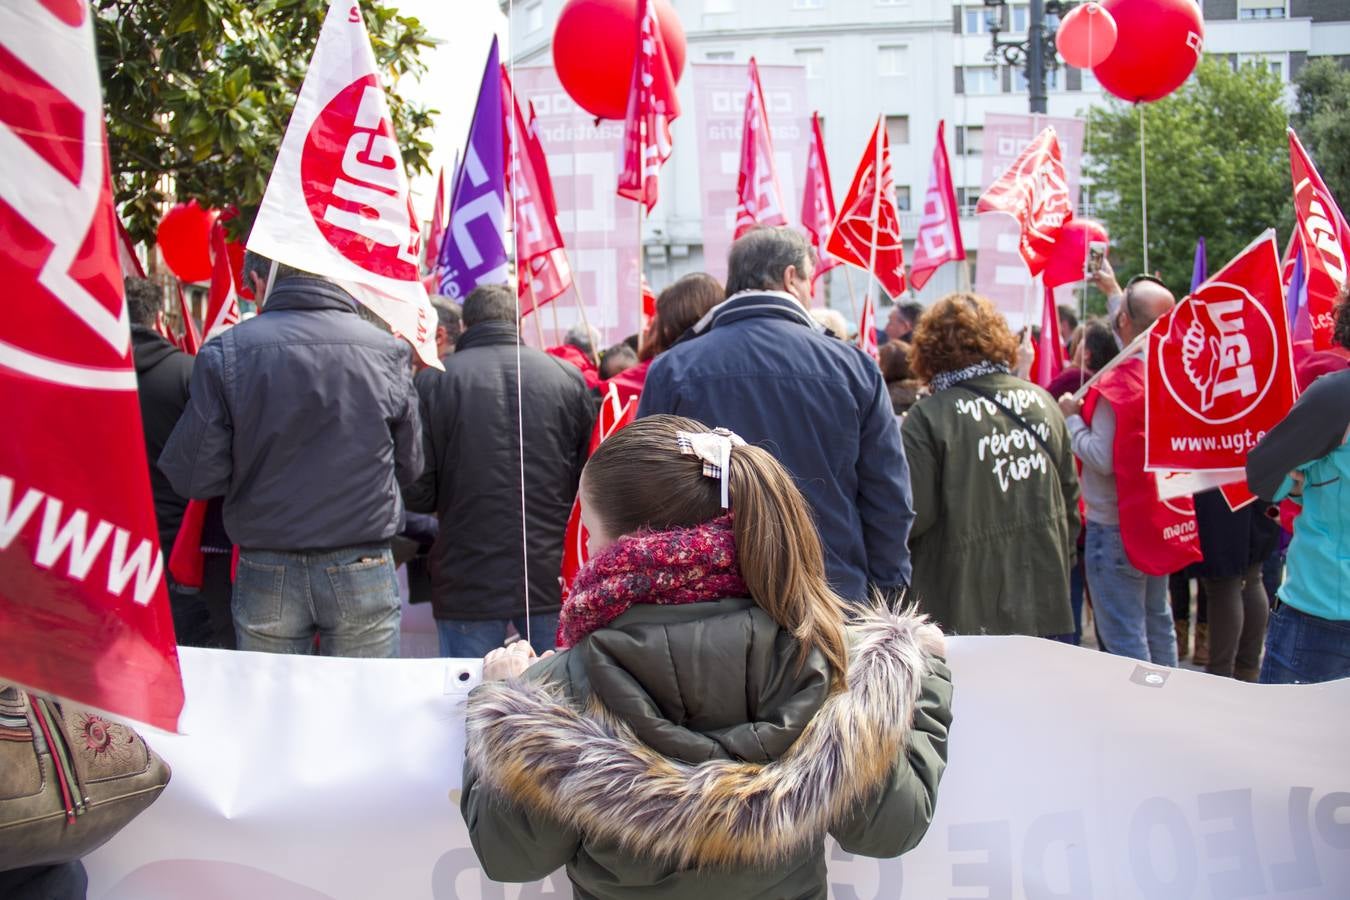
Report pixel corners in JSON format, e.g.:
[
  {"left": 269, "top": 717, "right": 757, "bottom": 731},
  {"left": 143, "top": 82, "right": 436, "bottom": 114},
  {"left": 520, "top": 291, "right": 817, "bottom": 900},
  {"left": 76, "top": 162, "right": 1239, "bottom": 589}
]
[
  {"left": 1084, "top": 57, "right": 1291, "bottom": 295},
  {"left": 1292, "top": 59, "right": 1350, "bottom": 209},
  {"left": 96, "top": 0, "right": 435, "bottom": 246}
]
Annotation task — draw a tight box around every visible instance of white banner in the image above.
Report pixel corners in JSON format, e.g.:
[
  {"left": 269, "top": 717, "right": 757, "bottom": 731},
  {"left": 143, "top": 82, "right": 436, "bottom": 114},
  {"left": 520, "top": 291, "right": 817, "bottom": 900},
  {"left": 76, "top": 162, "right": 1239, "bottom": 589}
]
[{"left": 85, "top": 641, "right": 1350, "bottom": 899}]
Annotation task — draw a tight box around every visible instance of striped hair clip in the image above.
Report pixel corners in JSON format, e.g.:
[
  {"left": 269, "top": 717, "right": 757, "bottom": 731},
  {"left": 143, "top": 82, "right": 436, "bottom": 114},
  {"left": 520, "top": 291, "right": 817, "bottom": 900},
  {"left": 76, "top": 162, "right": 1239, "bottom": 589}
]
[{"left": 676, "top": 428, "right": 747, "bottom": 508}]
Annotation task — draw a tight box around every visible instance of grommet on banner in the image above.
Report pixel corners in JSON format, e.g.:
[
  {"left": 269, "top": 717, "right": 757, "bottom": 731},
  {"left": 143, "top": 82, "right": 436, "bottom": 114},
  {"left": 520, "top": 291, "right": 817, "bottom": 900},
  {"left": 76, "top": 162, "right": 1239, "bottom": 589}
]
[{"left": 1129, "top": 665, "right": 1170, "bottom": 688}]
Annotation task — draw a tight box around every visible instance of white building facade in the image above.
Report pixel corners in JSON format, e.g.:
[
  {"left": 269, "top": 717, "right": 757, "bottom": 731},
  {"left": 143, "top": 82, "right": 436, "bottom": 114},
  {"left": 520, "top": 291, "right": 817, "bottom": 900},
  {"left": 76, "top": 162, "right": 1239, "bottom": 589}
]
[{"left": 505, "top": 0, "right": 1349, "bottom": 308}]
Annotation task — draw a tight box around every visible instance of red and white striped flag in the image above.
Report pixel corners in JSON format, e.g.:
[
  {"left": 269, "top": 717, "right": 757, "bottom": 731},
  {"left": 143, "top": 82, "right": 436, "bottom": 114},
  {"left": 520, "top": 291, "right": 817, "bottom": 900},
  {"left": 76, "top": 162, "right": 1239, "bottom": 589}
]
[
  {"left": 733, "top": 57, "right": 787, "bottom": 239},
  {"left": 616, "top": 0, "right": 681, "bottom": 211},
  {"left": 425, "top": 167, "right": 446, "bottom": 277},
  {"left": 827, "top": 117, "right": 907, "bottom": 300},
  {"left": 801, "top": 111, "right": 839, "bottom": 296},
  {"left": 858, "top": 292, "right": 879, "bottom": 361},
  {"left": 203, "top": 221, "right": 241, "bottom": 341},
  {"left": 505, "top": 67, "right": 572, "bottom": 314},
  {"left": 175, "top": 283, "right": 202, "bottom": 355},
  {"left": 909, "top": 120, "right": 965, "bottom": 292}
]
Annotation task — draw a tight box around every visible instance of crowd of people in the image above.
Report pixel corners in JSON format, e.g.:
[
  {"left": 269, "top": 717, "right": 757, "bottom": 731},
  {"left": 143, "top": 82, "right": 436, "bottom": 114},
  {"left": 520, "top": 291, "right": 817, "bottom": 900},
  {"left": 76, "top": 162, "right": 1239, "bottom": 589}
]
[{"left": 118, "top": 224, "right": 1348, "bottom": 893}]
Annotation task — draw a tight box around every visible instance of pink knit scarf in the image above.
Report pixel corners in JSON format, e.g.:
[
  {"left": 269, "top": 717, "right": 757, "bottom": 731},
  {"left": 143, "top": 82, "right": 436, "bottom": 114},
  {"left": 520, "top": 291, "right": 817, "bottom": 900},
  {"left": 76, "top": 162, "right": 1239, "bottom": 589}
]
[{"left": 556, "top": 515, "right": 749, "bottom": 649}]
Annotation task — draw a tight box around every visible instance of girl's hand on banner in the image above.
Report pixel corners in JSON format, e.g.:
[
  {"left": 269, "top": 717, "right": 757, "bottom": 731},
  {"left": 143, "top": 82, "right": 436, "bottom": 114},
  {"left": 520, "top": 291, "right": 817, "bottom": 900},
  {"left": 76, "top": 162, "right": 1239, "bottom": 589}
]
[{"left": 483, "top": 643, "right": 555, "bottom": 680}]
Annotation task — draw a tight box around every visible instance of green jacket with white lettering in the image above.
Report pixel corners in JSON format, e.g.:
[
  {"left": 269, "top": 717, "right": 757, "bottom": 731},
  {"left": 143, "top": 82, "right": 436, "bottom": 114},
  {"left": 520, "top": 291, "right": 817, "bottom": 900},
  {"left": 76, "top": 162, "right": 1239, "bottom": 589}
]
[{"left": 901, "top": 371, "right": 1081, "bottom": 637}]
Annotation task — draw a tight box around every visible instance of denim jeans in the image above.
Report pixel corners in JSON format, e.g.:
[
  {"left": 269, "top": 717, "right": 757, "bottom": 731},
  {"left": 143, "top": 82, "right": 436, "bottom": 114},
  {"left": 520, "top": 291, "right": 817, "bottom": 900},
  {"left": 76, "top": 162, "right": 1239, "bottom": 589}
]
[
  {"left": 233, "top": 544, "right": 400, "bottom": 658},
  {"left": 437, "top": 612, "right": 560, "bottom": 659},
  {"left": 1259, "top": 601, "right": 1350, "bottom": 684},
  {"left": 1085, "top": 522, "right": 1178, "bottom": 666},
  {"left": 1051, "top": 553, "right": 1086, "bottom": 645}
]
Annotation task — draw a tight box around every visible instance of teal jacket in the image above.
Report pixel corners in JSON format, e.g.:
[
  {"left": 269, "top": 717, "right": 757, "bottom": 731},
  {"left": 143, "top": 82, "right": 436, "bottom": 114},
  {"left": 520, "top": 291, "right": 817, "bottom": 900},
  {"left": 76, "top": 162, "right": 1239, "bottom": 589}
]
[{"left": 1247, "top": 369, "right": 1350, "bottom": 622}]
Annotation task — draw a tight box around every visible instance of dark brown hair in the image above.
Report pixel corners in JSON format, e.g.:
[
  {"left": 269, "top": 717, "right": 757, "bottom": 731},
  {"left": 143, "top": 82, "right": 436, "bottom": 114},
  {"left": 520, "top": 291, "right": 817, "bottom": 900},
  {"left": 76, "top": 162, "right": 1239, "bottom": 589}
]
[
  {"left": 640, "top": 273, "right": 724, "bottom": 361},
  {"left": 909, "top": 292, "right": 1018, "bottom": 382},
  {"left": 581, "top": 415, "right": 850, "bottom": 687}
]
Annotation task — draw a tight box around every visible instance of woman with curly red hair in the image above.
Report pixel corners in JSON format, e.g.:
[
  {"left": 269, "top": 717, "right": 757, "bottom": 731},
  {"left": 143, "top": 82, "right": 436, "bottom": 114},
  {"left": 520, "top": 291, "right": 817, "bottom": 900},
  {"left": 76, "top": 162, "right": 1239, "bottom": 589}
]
[{"left": 902, "top": 293, "right": 1082, "bottom": 637}]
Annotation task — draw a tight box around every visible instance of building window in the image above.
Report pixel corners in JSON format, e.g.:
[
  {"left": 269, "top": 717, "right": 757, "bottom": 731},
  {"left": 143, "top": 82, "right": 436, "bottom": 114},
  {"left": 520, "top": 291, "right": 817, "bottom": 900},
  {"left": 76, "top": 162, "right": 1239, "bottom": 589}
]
[
  {"left": 956, "top": 187, "right": 982, "bottom": 216},
  {"left": 1237, "top": 0, "right": 1286, "bottom": 18},
  {"left": 878, "top": 44, "right": 908, "bottom": 77},
  {"left": 793, "top": 0, "right": 823, "bottom": 8},
  {"left": 959, "top": 65, "right": 999, "bottom": 95},
  {"left": 876, "top": 0, "right": 907, "bottom": 5},
  {"left": 1010, "top": 4, "right": 1029, "bottom": 32},
  {"left": 1011, "top": 65, "right": 1060, "bottom": 93},
  {"left": 885, "top": 115, "right": 910, "bottom": 147},
  {"left": 705, "top": 50, "right": 734, "bottom": 61},
  {"left": 794, "top": 48, "right": 825, "bottom": 79},
  {"left": 955, "top": 125, "right": 983, "bottom": 157},
  {"left": 1237, "top": 52, "right": 1286, "bottom": 81},
  {"left": 525, "top": 0, "right": 543, "bottom": 32},
  {"left": 963, "top": 7, "right": 987, "bottom": 34},
  {"left": 895, "top": 185, "right": 912, "bottom": 212}
]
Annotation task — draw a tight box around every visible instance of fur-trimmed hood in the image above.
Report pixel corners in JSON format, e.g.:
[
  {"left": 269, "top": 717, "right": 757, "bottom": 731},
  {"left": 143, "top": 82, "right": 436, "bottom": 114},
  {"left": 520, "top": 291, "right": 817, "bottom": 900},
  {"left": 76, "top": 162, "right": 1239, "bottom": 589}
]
[{"left": 464, "top": 604, "right": 946, "bottom": 872}]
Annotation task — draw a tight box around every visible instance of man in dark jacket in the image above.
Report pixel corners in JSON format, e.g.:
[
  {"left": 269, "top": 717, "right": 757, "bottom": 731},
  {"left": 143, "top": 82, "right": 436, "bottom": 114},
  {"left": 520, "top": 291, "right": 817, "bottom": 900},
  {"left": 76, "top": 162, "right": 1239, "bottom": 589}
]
[
  {"left": 405, "top": 284, "right": 594, "bottom": 658},
  {"left": 160, "top": 254, "right": 423, "bottom": 658},
  {"left": 638, "top": 228, "right": 915, "bottom": 601}
]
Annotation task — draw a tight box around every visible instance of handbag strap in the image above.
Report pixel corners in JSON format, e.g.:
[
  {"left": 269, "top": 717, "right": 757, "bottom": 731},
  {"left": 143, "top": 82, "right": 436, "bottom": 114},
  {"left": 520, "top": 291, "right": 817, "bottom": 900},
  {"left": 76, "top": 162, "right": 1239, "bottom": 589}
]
[{"left": 957, "top": 383, "right": 1059, "bottom": 462}]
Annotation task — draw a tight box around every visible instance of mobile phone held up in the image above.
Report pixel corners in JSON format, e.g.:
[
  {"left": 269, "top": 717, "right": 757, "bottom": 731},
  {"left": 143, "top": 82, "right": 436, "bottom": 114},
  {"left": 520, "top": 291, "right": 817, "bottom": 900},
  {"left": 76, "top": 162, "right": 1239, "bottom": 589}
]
[{"left": 1085, "top": 241, "right": 1108, "bottom": 278}]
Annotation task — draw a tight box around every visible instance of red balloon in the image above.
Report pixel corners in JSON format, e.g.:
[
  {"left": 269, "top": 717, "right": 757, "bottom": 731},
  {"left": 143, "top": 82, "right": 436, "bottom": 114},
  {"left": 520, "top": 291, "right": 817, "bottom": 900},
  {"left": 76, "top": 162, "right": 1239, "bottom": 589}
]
[
  {"left": 1055, "top": 3, "right": 1118, "bottom": 70},
  {"left": 1092, "top": 0, "right": 1204, "bottom": 104},
  {"left": 553, "top": 0, "right": 687, "bottom": 121},
  {"left": 1044, "top": 219, "right": 1110, "bottom": 289},
  {"left": 157, "top": 200, "right": 218, "bottom": 283}
]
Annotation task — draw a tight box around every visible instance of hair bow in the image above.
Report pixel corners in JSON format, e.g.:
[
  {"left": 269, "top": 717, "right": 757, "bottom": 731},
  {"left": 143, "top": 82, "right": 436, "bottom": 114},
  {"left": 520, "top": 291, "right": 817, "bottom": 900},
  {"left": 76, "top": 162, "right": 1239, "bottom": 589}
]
[{"left": 676, "top": 428, "right": 746, "bottom": 508}]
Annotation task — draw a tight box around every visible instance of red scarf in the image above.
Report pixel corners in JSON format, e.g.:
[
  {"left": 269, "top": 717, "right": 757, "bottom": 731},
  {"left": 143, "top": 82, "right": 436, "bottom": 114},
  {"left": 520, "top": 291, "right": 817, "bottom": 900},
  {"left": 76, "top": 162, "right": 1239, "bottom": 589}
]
[{"left": 556, "top": 515, "right": 748, "bottom": 649}]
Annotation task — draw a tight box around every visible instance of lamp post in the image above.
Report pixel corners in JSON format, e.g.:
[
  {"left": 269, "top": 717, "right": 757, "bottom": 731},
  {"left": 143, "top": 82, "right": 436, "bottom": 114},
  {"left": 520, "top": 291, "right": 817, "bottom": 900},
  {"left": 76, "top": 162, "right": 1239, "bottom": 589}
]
[{"left": 983, "top": 0, "right": 1078, "bottom": 114}]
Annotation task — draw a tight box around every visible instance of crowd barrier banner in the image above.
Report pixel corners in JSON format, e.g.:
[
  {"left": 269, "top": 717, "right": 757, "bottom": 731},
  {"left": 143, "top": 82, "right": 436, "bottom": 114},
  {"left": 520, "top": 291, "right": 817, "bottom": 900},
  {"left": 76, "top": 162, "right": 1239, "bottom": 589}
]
[{"left": 84, "top": 639, "right": 1350, "bottom": 899}]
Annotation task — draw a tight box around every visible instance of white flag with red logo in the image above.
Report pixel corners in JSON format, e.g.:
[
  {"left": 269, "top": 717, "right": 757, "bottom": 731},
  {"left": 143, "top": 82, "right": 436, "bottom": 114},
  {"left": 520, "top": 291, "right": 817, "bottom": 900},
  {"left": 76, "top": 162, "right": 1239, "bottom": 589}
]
[
  {"left": 247, "top": 0, "right": 437, "bottom": 367},
  {"left": 616, "top": 0, "right": 681, "bottom": 212},
  {"left": 800, "top": 111, "right": 839, "bottom": 295},
  {"left": 425, "top": 166, "right": 446, "bottom": 277},
  {"left": 827, "top": 117, "right": 906, "bottom": 299},
  {"left": 175, "top": 283, "right": 201, "bottom": 355},
  {"left": 909, "top": 120, "right": 965, "bottom": 292},
  {"left": 975, "top": 126, "right": 1072, "bottom": 277},
  {"left": 1289, "top": 128, "right": 1346, "bottom": 351},
  {"left": 204, "top": 221, "right": 242, "bottom": 341},
  {"left": 733, "top": 58, "right": 787, "bottom": 240},
  {"left": 1145, "top": 230, "right": 1297, "bottom": 472},
  {"left": 505, "top": 67, "right": 572, "bottom": 315},
  {"left": 0, "top": 0, "right": 183, "bottom": 730},
  {"left": 858, "top": 293, "right": 879, "bottom": 361},
  {"left": 560, "top": 386, "right": 638, "bottom": 598}
]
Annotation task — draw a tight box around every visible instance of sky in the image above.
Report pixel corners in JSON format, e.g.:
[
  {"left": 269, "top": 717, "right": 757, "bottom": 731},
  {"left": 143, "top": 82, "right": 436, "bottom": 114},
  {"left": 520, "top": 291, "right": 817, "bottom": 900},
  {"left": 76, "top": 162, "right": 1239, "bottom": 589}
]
[{"left": 394, "top": 0, "right": 509, "bottom": 220}]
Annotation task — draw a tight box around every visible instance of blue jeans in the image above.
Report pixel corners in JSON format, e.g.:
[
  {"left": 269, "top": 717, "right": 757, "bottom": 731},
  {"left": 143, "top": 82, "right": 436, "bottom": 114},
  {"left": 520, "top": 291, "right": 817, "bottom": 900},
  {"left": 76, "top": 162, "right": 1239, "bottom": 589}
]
[
  {"left": 1085, "top": 522, "right": 1178, "bottom": 666},
  {"left": 1051, "top": 552, "right": 1086, "bottom": 645},
  {"left": 437, "top": 613, "right": 560, "bottom": 659},
  {"left": 1259, "top": 601, "right": 1350, "bottom": 684},
  {"left": 233, "top": 544, "right": 401, "bottom": 658}
]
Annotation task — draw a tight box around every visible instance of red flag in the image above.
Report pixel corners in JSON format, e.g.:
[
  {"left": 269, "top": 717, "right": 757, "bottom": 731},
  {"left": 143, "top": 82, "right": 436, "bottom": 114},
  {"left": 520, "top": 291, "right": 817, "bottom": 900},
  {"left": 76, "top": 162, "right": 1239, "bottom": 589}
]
[
  {"left": 504, "top": 67, "right": 572, "bottom": 315},
  {"left": 0, "top": 0, "right": 184, "bottom": 730},
  {"left": 733, "top": 58, "right": 788, "bottom": 239},
  {"left": 116, "top": 214, "right": 146, "bottom": 279},
  {"left": 858, "top": 294, "right": 878, "bottom": 361},
  {"left": 826, "top": 117, "right": 906, "bottom": 299},
  {"left": 976, "top": 126, "right": 1073, "bottom": 277},
  {"left": 800, "top": 111, "right": 839, "bottom": 295},
  {"left": 640, "top": 275, "right": 657, "bottom": 337},
  {"left": 616, "top": 0, "right": 681, "bottom": 211},
  {"left": 560, "top": 387, "right": 638, "bottom": 597},
  {"left": 1145, "top": 231, "right": 1297, "bottom": 472},
  {"left": 1288, "top": 128, "right": 1346, "bottom": 351},
  {"left": 1035, "top": 283, "right": 1064, "bottom": 388},
  {"left": 203, "top": 222, "right": 241, "bottom": 341},
  {"left": 175, "top": 282, "right": 202, "bottom": 355},
  {"left": 425, "top": 167, "right": 446, "bottom": 276},
  {"left": 527, "top": 101, "right": 560, "bottom": 223},
  {"left": 909, "top": 120, "right": 966, "bottom": 292}
]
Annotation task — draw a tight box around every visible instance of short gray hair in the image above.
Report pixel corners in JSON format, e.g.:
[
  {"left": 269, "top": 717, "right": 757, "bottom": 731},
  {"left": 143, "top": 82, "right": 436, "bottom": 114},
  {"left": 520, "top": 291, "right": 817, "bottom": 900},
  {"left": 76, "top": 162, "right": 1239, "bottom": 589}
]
[
  {"left": 430, "top": 296, "right": 462, "bottom": 338},
  {"left": 564, "top": 323, "right": 600, "bottom": 355},
  {"left": 462, "top": 283, "right": 516, "bottom": 327},
  {"left": 725, "top": 227, "right": 811, "bottom": 296},
  {"left": 241, "top": 250, "right": 306, "bottom": 289}
]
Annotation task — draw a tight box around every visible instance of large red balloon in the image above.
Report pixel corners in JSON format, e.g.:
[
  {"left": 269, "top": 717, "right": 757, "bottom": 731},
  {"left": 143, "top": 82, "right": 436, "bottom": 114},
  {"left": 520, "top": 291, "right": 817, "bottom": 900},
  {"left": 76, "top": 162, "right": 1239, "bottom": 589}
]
[
  {"left": 1092, "top": 0, "right": 1203, "bottom": 104},
  {"left": 553, "top": 0, "right": 687, "bottom": 121},
  {"left": 1044, "top": 219, "right": 1110, "bottom": 289},
  {"left": 1055, "top": 3, "right": 1118, "bottom": 70},
  {"left": 157, "top": 200, "right": 218, "bottom": 283}
]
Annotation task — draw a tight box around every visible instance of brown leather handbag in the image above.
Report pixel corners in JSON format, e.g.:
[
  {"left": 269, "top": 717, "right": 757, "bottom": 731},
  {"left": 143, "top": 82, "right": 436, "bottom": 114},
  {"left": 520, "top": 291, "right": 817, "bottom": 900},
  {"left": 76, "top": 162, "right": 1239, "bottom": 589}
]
[{"left": 0, "top": 685, "right": 171, "bottom": 871}]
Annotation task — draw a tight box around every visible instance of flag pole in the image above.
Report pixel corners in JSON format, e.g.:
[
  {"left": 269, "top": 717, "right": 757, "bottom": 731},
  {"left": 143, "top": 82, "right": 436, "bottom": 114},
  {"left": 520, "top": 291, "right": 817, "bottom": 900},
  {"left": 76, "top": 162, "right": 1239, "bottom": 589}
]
[
  {"left": 570, "top": 266, "right": 597, "bottom": 359},
  {"left": 842, "top": 267, "right": 860, "bottom": 325},
  {"left": 860, "top": 118, "right": 884, "bottom": 350},
  {"left": 636, "top": 204, "right": 646, "bottom": 356},
  {"left": 548, "top": 290, "right": 561, "bottom": 344},
  {"left": 1069, "top": 319, "right": 1158, "bottom": 401}
]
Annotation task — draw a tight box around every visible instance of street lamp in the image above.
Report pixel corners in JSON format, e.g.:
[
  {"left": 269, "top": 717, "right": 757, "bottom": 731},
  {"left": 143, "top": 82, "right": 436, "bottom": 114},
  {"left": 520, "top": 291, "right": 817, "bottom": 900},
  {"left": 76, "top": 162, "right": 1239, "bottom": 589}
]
[{"left": 983, "top": 0, "right": 1078, "bottom": 114}]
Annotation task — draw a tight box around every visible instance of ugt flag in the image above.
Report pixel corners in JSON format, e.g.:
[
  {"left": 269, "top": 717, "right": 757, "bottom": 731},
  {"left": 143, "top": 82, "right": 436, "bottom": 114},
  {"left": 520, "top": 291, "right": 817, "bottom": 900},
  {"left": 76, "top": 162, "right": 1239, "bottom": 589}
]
[
  {"left": 800, "top": 110, "right": 839, "bottom": 295},
  {"left": 439, "top": 38, "right": 509, "bottom": 303},
  {"left": 249, "top": 0, "right": 438, "bottom": 367},
  {"left": 616, "top": 0, "right": 681, "bottom": 211},
  {"left": 909, "top": 120, "right": 965, "bottom": 292},
  {"left": 733, "top": 58, "right": 787, "bottom": 239},
  {"left": 976, "top": 126, "right": 1072, "bottom": 277},
  {"left": 0, "top": 0, "right": 184, "bottom": 731},
  {"left": 827, "top": 116, "right": 907, "bottom": 299},
  {"left": 1145, "top": 230, "right": 1297, "bottom": 473},
  {"left": 504, "top": 66, "right": 571, "bottom": 315},
  {"left": 1288, "top": 128, "right": 1346, "bottom": 351}
]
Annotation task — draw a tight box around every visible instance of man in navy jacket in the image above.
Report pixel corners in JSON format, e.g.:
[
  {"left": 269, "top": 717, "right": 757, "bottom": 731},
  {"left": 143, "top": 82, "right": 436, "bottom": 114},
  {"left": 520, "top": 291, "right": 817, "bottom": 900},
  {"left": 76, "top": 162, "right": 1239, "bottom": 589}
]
[{"left": 638, "top": 227, "right": 914, "bottom": 602}]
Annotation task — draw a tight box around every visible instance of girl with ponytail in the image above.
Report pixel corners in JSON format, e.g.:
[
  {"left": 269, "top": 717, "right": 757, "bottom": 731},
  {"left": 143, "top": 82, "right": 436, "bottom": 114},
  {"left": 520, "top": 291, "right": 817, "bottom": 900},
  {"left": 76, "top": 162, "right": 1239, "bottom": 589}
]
[{"left": 462, "top": 415, "right": 952, "bottom": 898}]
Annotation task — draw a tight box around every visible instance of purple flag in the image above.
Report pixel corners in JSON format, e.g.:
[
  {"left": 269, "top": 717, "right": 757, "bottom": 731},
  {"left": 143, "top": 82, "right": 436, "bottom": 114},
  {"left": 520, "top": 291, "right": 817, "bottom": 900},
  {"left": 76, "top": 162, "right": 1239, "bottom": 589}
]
[
  {"left": 438, "top": 38, "right": 508, "bottom": 300},
  {"left": 1288, "top": 243, "right": 1313, "bottom": 343},
  {"left": 1190, "top": 237, "right": 1207, "bottom": 294}
]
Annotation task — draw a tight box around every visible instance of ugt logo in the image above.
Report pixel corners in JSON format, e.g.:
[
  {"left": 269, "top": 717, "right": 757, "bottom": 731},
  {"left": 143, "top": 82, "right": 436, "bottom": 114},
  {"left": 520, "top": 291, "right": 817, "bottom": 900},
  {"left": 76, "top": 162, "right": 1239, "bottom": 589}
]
[
  {"left": 300, "top": 75, "right": 421, "bottom": 281},
  {"left": 1158, "top": 282, "right": 1279, "bottom": 426}
]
